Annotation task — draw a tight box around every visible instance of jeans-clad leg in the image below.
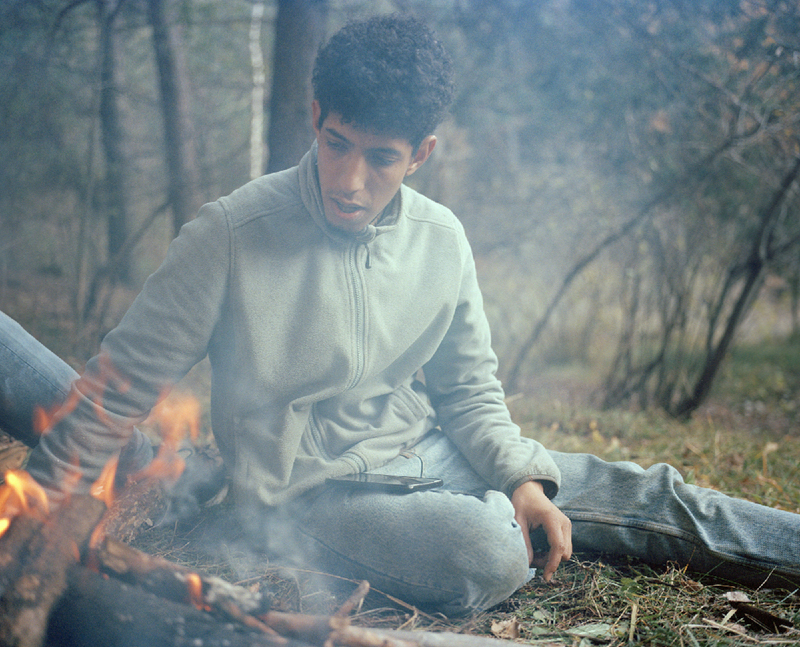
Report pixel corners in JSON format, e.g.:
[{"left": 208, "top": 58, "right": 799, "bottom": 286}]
[
  {"left": 280, "top": 433, "right": 800, "bottom": 616},
  {"left": 550, "top": 450, "right": 800, "bottom": 589},
  {"left": 0, "top": 310, "right": 152, "bottom": 474},
  {"left": 269, "top": 431, "right": 532, "bottom": 615}
]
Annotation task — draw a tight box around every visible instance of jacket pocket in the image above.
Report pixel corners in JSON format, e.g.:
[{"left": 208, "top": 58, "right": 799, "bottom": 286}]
[
  {"left": 304, "top": 381, "right": 434, "bottom": 461},
  {"left": 306, "top": 405, "right": 336, "bottom": 461},
  {"left": 392, "top": 380, "right": 432, "bottom": 422}
]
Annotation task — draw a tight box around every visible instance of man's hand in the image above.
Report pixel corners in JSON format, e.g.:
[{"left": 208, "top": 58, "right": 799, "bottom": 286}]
[{"left": 511, "top": 480, "right": 572, "bottom": 581}]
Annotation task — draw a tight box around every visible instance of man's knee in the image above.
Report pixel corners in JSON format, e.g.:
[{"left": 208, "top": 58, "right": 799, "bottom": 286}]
[{"left": 442, "top": 490, "right": 531, "bottom": 614}]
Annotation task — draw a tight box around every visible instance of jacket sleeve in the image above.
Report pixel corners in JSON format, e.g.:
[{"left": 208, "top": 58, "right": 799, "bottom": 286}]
[
  {"left": 422, "top": 232, "right": 560, "bottom": 499},
  {"left": 26, "top": 202, "right": 232, "bottom": 498}
]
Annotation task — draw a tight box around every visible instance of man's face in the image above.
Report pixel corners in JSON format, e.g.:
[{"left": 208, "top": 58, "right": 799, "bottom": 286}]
[{"left": 311, "top": 101, "right": 436, "bottom": 232}]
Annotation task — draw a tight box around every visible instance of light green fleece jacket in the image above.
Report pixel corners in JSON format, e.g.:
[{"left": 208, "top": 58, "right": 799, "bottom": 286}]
[{"left": 29, "top": 144, "right": 560, "bottom": 507}]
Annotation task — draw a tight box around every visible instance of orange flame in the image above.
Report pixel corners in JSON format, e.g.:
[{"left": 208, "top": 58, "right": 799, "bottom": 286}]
[
  {"left": 4, "top": 470, "right": 49, "bottom": 516},
  {"left": 186, "top": 572, "right": 205, "bottom": 609},
  {"left": 33, "top": 351, "right": 132, "bottom": 436},
  {"left": 90, "top": 457, "right": 119, "bottom": 508},
  {"left": 33, "top": 388, "right": 80, "bottom": 436},
  {"left": 88, "top": 522, "right": 106, "bottom": 559},
  {"left": 0, "top": 469, "right": 50, "bottom": 538},
  {"left": 136, "top": 391, "right": 202, "bottom": 485},
  {"left": 147, "top": 391, "right": 202, "bottom": 447}
]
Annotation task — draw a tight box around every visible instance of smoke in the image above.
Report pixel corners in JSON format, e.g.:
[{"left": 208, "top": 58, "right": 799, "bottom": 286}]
[{"left": 157, "top": 444, "right": 227, "bottom": 524}]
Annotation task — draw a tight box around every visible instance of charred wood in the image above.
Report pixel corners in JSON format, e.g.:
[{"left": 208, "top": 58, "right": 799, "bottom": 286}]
[
  {"left": 0, "top": 494, "right": 521, "bottom": 647},
  {"left": 0, "top": 495, "right": 106, "bottom": 647},
  {"left": 47, "top": 566, "right": 309, "bottom": 647},
  {"left": 96, "top": 536, "right": 267, "bottom": 614},
  {"left": 97, "top": 475, "right": 169, "bottom": 544}
]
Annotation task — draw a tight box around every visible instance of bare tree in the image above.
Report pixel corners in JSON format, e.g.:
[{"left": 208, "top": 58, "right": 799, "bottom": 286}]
[
  {"left": 96, "top": 0, "right": 130, "bottom": 284},
  {"left": 490, "top": 0, "right": 800, "bottom": 419},
  {"left": 147, "top": 0, "right": 201, "bottom": 234},
  {"left": 249, "top": 2, "right": 266, "bottom": 180},
  {"left": 265, "top": 0, "right": 327, "bottom": 173},
  {"left": 670, "top": 156, "right": 800, "bottom": 418}
]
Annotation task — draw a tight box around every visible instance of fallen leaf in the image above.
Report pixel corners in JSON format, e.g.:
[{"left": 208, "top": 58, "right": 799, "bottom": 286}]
[
  {"left": 682, "top": 578, "right": 704, "bottom": 592},
  {"left": 567, "top": 621, "right": 625, "bottom": 641},
  {"left": 491, "top": 618, "right": 521, "bottom": 640}
]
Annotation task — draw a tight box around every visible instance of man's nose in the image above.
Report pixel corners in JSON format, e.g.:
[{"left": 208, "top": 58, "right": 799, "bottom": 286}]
[{"left": 338, "top": 153, "right": 368, "bottom": 194}]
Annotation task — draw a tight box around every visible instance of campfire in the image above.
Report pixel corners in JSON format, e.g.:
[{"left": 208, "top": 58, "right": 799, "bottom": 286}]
[{"left": 0, "top": 391, "right": 515, "bottom": 647}]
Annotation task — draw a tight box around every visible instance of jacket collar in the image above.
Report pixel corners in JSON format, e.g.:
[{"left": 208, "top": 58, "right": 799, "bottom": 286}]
[{"left": 298, "top": 141, "right": 402, "bottom": 244}]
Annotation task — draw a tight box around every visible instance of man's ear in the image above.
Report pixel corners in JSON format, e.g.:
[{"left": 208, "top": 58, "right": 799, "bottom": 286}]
[
  {"left": 405, "top": 135, "right": 437, "bottom": 176},
  {"left": 311, "top": 100, "right": 321, "bottom": 135}
]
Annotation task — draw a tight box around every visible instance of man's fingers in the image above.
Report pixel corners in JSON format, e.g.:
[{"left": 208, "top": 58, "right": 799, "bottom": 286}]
[
  {"left": 515, "top": 510, "right": 534, "bottom": 564},
  {"left": 543, "top": 545, "right": 563, "bottom": 581},
  {"left": 537, "top": 515, "right": 572, "bottom": 581},
  {"left": 510, "top": 480, "right": 573, "bottom": 580}
]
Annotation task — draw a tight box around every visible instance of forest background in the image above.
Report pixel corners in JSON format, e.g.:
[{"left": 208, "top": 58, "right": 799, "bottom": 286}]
[{"left": 1, "top": 0, "right": 799, "bottom": 421}]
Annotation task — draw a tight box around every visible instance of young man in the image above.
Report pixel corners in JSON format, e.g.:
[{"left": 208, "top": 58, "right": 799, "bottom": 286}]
[{"left": 1, "top": 15, "right": 798, "bottom": 616}]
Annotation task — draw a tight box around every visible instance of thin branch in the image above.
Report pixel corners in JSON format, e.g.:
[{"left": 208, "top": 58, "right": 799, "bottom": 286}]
[
  {"left": 504, "top": 137, "right": 738, "bottom": 392},
  {"left": 81, "top": 201, "right": 170, "bottom": 324},
  {"left": 672, "top": 154, "right": 800, "bottom": 418}
]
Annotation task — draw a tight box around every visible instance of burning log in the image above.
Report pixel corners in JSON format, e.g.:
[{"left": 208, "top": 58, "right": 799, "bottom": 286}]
[
  {"left": 93, "top": 473, "right": 169, "bottom": 543},
  {"left": 50, "top": 567, "right": 520, "bottom": 647},
  {"left": 0, "top": 494, "right": 106, "bottom": 647},
  {"left": 0, "top": 467, "right": 520, "bottom": 647},
  {"left": 51, "top": 565, "right": 312, "bottom": 647},
  {"left": 96, "top": 536, "right": 267, "bottom": 614}
]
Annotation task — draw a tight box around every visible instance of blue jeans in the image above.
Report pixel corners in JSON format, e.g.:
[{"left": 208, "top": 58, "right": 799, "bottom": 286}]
[
  {"left": 271, "top": 431, "right": 800, "bottom": 615},
  {"left": 2, "top": 310, "right": 799, "bottom": 614},
  {"left": 0, "top": 311, "right": 152, "bottom": 479}
]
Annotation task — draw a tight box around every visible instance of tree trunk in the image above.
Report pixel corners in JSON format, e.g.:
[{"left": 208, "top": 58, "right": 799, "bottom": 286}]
[
  {"left": 97, "top": 0, "right": 131, "bottom": 284},
  {"left": 249, "top": 2, "right": 266, "bottom": 180},
  {"left": 265, "top": 0, "right": 327, "bottom": 173},
  {"left": 147, "top": 0, "right": 201, "bottom": 235},
  {"left": 790, "top": 265, "right": 800, "bottom": 339},
  {"left": 503, "top": 139, "right": 736, "bottom": 394},
  {"left": 671, "top": 154, "right": 800, "bottom": 418}
]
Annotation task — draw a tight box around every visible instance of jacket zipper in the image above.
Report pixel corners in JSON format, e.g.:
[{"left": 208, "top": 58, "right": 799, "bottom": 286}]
[{"left": 346, "top": 241, "right": 367, "bottom": 390}]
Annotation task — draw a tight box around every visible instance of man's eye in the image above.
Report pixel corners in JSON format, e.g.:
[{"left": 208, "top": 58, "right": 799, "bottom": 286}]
[
  {"left": 370, "top": 155, "right": 395, "bottom": 167},
  {"left": 327, "top": 139, "right": 346, "bottom": 151}
]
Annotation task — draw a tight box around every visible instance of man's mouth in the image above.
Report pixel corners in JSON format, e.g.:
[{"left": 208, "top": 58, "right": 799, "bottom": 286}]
[{"left": 331, "top": 197, "right": 365, "bottom": 215}]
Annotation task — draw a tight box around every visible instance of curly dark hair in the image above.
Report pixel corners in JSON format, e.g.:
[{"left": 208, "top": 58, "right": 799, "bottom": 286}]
[{"left": 312, "top": 14, "right": 454, "bottom": 150}]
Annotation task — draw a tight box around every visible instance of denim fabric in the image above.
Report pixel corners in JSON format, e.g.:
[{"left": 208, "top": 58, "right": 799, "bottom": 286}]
[
  {"left": 0, "top": 311, "right": 152, "bottom": 475},
  {"left": 2, "top": 310, "right": 799, "bottom": 615},
  {"left": 550, "top": 450, "right": 800, "bottom": 590},
  {"left": 282, "top": 431, "right": 800, "bottom": 614},
  {"left": 282, "top": 431, "right": 533, "bottom": 615}
]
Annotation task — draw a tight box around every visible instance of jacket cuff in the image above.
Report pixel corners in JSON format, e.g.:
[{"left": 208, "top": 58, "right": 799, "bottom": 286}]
[{"left": 506, "top": 474, "right": 559, "bottom": 500}]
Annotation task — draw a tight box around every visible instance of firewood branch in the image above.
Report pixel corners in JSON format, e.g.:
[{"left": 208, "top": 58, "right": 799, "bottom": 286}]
[{"left": 0, "top": 492, "right": 523, "bottom": 647}]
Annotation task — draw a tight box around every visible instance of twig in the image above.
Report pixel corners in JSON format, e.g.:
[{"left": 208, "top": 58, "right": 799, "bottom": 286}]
[
  {"left": 628, "top": 600, "right": 638, "bottom": 643},
  {"left": 276, "top": 566, "right": 436, "bottom": 619},
  {"left": 699, "top": 618, "right": 760, "bottom": 642},
  {"left": 334, "top": 580, "right": 370, "bottom": 618},
  {"left": 328, "top": 625, "right": 416, "bottom": 647},
  {"left": 261, "top": 611, "right": 350, "bottom": 645},
  {"left": 219, "top": 600, "right": 287, "bottom": 642},
  {"left": 96, "top": 536, "right": 266, "bottom": 614}
]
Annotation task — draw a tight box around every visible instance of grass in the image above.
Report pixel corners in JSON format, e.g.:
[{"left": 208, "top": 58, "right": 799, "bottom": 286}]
[
  {"left": 124, "top": 337, "right": 800, "bottom": 645},
  {"left": 487, "top": 338, "right": 800, "bottom": 644},
  {"left": 483, "top": 558, "right": 800, "bottom": 645}
]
